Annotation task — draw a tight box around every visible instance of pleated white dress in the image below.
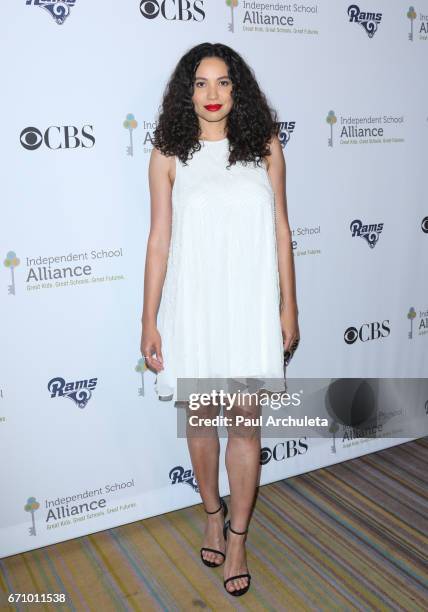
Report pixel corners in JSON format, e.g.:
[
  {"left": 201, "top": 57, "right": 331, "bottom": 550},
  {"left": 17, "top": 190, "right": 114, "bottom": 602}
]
[{"left": 154, "top": 137, "right": 285, "bottom": 402}]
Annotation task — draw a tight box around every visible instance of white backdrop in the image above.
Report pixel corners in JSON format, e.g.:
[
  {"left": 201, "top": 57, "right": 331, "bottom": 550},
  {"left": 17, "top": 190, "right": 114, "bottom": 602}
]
[{"left": 1, "top": 1, "right": 427, "bottom": 558}]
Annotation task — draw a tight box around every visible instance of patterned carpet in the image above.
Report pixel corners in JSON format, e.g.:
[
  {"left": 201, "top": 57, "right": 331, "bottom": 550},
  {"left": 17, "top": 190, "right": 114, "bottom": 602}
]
[{"left": 1, "top": 438, "right": 427, "bottom": 611}]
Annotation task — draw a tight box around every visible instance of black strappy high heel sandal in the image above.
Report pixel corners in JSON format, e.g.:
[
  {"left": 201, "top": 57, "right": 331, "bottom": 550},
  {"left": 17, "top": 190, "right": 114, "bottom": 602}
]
[
  {"left": 223, "top": 520, "right": 251, "bottom": 596},
  {"left": 200, "top": 497, "right": 228, "bottom": 568}
]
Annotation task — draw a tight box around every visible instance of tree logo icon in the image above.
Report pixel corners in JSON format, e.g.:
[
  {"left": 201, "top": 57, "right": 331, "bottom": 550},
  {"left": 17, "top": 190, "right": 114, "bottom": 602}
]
[
  {"left": 407, "top": 6, "right": 417, "bottom": 41},
  {"left": 123, "top": 113, "right": 138, "bottom": 156},
  {"left": 24, "top": 497, "right": 40, "bottom": 536},
  {"left": 226, "top": 0, "right": 238, "bottom": 33},
  {"left": 407, "top": 307, "right": 417, "bottom": 339},
  {"left": 135, "top": 357, "right": 148, "bottom": 397},
  {"left": 326, "top": 111, "right": 337, "bottom": 147},
  {"left": 4, "top": 251, "right": 20, "bottom": 296},
  {"left": 329, "top": 421, "right": 339, "bottom": 454}
]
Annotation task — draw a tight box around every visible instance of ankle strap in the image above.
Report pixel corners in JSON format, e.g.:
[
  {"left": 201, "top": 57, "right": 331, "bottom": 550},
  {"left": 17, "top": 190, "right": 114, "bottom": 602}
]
[
  {"left": 204, "top": 498, "right": 224, "bottom": 515},
  {"left": 228, "top": 521, "right": 248, "bottom": 535}
]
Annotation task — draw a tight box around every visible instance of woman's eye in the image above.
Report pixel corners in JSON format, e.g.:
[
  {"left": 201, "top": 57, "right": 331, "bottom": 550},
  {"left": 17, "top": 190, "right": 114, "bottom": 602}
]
[{"left": 194, "top": 81, "right": 230, "bottom": 88}]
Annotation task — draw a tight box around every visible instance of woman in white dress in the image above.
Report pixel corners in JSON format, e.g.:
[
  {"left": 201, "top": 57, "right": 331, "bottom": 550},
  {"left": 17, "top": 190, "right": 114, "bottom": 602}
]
[{"left": 141, "top": 43, "right": 299, "bottom": 597}]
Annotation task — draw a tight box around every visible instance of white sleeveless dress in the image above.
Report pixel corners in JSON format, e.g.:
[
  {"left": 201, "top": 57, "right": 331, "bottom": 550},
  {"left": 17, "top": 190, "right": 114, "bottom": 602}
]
[{"left": 154, "top": 137, "right": 286, "bottom": 402}]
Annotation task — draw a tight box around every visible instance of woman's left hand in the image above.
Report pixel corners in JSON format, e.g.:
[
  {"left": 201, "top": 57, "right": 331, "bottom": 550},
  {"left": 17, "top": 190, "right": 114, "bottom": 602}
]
[{"left": 280, "top": 303, "right": 300, "bottom": 353}]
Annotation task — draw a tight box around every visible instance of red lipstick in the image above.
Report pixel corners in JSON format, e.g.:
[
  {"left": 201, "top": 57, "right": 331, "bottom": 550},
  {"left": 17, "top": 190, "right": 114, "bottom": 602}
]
[{"left": 204, "top": 104, "right": 222, "bottom": 112}]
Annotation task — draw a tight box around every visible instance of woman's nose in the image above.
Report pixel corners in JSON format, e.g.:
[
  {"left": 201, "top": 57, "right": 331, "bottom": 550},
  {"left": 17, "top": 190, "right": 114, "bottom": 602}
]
[{"left": 206, "top": 85, "right": 219, "bottom": 100}]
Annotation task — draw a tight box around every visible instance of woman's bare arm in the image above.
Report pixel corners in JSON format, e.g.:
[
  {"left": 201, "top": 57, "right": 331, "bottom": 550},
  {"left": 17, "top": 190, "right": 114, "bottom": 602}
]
[
  {"left": 265, "top": 135, "right": 300, "bottom": 349},
  {"left": 140, "top": 147, "right": 174, "bottom": 371}
]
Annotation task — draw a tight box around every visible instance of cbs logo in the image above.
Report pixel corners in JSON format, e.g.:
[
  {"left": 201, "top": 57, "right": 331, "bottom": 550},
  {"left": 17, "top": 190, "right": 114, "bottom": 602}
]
[
  {"left": 139, "top": 0, "right": 205, "bottom": 21},
  {"left": 344, "top": 321, "right": 390, "bottom": 345},
  {"left": 20, "top": 125, "right": 95, "bottom": 151},
  {"left": 260, "top": 439, "right": 308, "bottom": 465}
]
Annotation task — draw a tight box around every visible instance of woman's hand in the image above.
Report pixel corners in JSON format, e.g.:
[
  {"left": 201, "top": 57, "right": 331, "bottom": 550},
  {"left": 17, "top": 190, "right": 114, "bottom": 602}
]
[
  {"left": 141, "top": 324, "right": 164, "bottom": 373},
  {"left": 280, "top": 303, "right": 300, "bottom": 353}
]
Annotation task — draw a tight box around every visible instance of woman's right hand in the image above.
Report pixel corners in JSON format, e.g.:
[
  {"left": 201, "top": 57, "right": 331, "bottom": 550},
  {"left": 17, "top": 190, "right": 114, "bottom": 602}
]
[{"left": 141, "top": 325, "right": 164, "bottom": 373}]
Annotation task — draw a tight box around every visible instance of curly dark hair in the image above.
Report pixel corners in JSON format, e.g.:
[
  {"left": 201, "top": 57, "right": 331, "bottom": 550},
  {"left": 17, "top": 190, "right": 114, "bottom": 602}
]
[{"left": 153, "top": 42, "right": 279, "bottom": 168}]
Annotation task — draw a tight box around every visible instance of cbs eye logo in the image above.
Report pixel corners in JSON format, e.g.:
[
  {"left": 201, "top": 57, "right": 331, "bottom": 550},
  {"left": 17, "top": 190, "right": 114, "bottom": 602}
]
[
  {"left": 422, "top": 216, "right": 428, "bottom": 234},
  {"left": 260, "top": 447, "right": 272, "bottom": 465},
  {"left": 139, "top": 0, "right": 159, "bottom": 18},
  {"left": 20, "top": 125, "right": 95, "bottom": 151},
  {"left": 344, "top": 327, "right": 358, "bottom": 344},
  {"left": 139, "top": 0, "right": 205, "bottom": 21},
  {"left": 20, "top": 127, "right": 43, "bottom": 151}
]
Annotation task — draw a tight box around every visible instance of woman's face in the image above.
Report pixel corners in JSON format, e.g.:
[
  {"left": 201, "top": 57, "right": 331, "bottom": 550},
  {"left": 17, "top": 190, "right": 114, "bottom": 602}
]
[{"left": 192, "top": 57, "right": 233, "bottom": 128}]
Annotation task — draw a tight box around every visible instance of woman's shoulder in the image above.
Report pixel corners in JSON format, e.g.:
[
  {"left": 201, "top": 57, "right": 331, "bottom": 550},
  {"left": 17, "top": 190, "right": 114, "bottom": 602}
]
[
  {"left": 149, "top": 146, "right": 176, "bottom": 188},
  {"left": 150, "top": 144, "right": 172, "bottom": 164},
  {"left": 263, "top": 134, "right": 283, "bottom": 172}
]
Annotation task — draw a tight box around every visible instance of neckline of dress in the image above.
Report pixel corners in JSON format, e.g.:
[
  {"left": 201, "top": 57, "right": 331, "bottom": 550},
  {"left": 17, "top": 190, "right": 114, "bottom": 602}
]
[{"left": 199, "top": 137, "right": 228, "bottom": 144}]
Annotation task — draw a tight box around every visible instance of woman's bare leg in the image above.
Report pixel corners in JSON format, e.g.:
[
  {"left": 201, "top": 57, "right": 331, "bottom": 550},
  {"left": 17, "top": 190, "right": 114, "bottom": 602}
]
[
  {"left": 224, "top": 389, "right": 261, "bottom": 593},
  {"left": 186, "top": 401, "right": 224, "bottom": 565}
]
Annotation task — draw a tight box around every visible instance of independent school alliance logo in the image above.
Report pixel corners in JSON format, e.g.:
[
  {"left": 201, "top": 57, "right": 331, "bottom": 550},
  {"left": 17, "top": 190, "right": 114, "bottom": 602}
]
[
  {"left": 408, "top": 307, "right": 416, "bottom": 338},
  {"left": 135, "top": 357, "right": 148, "bottom": 397},
  {"left": 277, "top": 121, "right": 295, "bottom": 147},
  {"left": 229, "top": 1, "right": 319, "bottom": 35},
  {"left": 407, "top": 307, "right": 428, "bottom": 338},
  {"left": 25, "top": 0, "right": 76, "bottom": 25},
  {"left": 25, "top": 497, "right": 40, "bottom": 536},
  {"left": 122, "top": 114, "right": 155, "bottom": 156},
  {"left": 329, "top": 420, "right": 384, "bottom": 454},
  {"left": 291, "top": 224, "right": 321, "bottom": 257},
  {"left": 139, "top": 1, "right": 205, "bottom": 22},
  {"left": 10, "top": 248, "right": 124, "bottom": 293},
  {"left": 123, "top": 114, "right": 138, "bottom": 156},
  {"left": 347, "top": 5, "right": 382, "bottom": 38},
  {"left": 47, "top": 376, "right": 98, "bottom": 409},
  {"left": 4, "top": 251, "right": 20, "bottom": 295},
  {"left": 408, "top": 6, "right": 417, "bottom": 40},
  {"left": 326, "top": 111, "right": 337, "bottom": 146},
  {"left": 226, "top": 0, "right": 238, "bottom": 32},
  {"left": 326, "top": 110, "right": 404, "bottom": 146},
  {"left": 169, "top": 465, "right": 199, "bottom": 492},
  {"left": 327, "top": 379, "right": 380, "bottom": 454},
  {"left": 350, "top": 219, "right": 383, "bottom": 248},
  {"left": 326, "top": 379, "right": 406, "bottom": 454},
  {"left": 407, "top": 6, "right": 428, "bottom": 41}
]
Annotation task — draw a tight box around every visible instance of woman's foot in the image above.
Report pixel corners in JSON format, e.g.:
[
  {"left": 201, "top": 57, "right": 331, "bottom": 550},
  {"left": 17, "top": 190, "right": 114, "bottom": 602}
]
[
  {"left": 200, "top": 502, "right": 226, "bottom": 565},
  {"left": 223, "top": 527, "right": 250, "bottom": 594}
]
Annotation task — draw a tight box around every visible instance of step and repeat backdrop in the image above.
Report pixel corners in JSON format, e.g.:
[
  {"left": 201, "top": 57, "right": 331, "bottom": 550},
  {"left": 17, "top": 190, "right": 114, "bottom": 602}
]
[{"left": 1, "top": 1, "right": 427, "bottom": 557}]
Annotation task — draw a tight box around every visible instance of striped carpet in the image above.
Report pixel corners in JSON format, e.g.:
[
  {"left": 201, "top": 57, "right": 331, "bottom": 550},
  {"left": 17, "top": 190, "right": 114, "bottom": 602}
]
[{"left": 1, "top": 438, "right": 427, "bottom": 611}]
